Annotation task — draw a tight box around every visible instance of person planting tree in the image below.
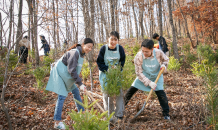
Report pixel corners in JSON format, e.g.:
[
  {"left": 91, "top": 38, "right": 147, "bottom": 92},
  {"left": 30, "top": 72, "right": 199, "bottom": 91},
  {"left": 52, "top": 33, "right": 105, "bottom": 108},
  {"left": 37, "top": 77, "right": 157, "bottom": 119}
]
[
  {"left": 46, "top": 38, "right": 94, "bottom": 129},
  {"left": 97, "top": 31, "right": 126, "bottom": 122},
  {"left": 124, "top": 39, "right": 170, "bottom": 120}
]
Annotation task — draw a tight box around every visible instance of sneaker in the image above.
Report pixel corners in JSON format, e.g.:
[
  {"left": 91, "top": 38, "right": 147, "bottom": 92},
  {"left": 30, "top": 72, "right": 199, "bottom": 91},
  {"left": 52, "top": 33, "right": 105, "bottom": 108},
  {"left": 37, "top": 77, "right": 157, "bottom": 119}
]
[
  {"left": 164, "top": 116, "right": 170, "bottom": 120},
  {"left": 54, "top": 122, "right": 66, "bottom": 129}
]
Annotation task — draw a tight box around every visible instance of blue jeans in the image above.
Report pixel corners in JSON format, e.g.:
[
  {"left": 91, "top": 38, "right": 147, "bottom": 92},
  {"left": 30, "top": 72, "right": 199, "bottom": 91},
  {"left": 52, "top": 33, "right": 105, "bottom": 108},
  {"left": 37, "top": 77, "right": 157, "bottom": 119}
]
[{"left": 53, "top": 87, "right": 85, "bottom": 121}]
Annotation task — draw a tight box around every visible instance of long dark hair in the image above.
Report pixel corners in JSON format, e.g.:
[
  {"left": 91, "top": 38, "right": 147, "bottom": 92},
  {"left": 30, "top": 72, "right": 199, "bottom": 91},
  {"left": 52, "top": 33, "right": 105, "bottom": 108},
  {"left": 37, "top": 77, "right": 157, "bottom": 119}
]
[{"left": 66, "top": 38, "right": 94, "bottom": 51}]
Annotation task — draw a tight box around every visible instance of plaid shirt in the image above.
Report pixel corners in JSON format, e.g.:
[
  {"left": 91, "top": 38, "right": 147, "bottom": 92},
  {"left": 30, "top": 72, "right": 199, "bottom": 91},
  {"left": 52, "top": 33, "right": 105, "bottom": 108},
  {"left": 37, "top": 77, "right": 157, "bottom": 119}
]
[{"left": 134, "top": 48, "right": 169, "bottom": 86}]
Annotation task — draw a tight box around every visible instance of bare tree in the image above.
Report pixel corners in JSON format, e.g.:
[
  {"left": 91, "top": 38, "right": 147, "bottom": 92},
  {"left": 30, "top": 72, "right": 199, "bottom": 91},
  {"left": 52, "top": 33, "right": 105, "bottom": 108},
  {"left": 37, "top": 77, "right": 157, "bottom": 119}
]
[
  {"left": 14, "top": 0, "right": 23, "bottom": 55},
  {"left": 7, "top": 0, "right": 14, "bottom": 48},
  {"left": 158, "top": 0, "right": 163, "bottom": 36},
  {"left": 167, "top": 0, "right": 179, "bottom": 59},
  {"left": 110, "top": 0, "right": 115, "bottom": 31},
  {"left": 132, "top": 0, "right": 138, "bottom": 40},
  {"left": 0, "top": 13, "right": 2, "bottom": 47}
]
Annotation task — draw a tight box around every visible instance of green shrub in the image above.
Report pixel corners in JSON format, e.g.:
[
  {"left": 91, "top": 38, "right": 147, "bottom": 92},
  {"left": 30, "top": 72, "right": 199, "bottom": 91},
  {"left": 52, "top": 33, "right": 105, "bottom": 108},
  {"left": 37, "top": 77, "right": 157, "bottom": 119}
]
[
  {"left": 43, "top": 55, "right": 55, "bottom": 68},
  {"left": 133, "top": 43, "right": 141, "bottom": 56},
  {"left": 9, "top": 51, "right": 18, "bottom": 71},
  {"left": 0, "top": 66, "right": 4, "bottom": 85},
  {"left": 192, "top": 45, "right": 218, "bottom": 129},
  {"left": 103, "top": 62, "right": 123, "bottom": 97},
  {"left": 32, "top": 67, "right": 49, "bottom": 89},
  {"left": 168, "top": 56, "right": 181, "bottom": 71},
  {"left": 81, "top": 61, "right": 90, "bottom": 81},
  {"left": 121, "top": 56, "right": 135, "bottom": 91},
  {"left": 66, "top": 95, "right": 114, "bottom": 130},
  {"left": 197, "top": 44, "right": 215, "bottom": 63}
]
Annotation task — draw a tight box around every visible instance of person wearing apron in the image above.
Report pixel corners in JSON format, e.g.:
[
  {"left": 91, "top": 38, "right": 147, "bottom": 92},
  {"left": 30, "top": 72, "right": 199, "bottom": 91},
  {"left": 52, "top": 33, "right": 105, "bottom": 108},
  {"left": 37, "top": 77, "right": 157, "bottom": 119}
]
[
  {"left": 124, "top": 39, "right": 170, "bottom": 120},
  {"left": 97, "top": 31, "right": 126, "bottom": 122},
  {"left": 46, "top": 38, "right": 94, "bottom": 129}
]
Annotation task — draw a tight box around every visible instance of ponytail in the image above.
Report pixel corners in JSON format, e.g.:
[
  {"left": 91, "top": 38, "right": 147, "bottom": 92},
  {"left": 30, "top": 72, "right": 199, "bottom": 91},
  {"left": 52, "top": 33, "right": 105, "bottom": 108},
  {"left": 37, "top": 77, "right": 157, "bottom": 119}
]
[{"left": 66, "top": 44, "right": 81, "bottom": 51}]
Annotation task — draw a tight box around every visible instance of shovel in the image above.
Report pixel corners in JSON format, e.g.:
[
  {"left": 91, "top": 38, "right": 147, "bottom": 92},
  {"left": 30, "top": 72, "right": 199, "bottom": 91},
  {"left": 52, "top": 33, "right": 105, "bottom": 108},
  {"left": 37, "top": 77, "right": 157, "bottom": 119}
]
[{"left": 131, "top": 67, "right": 165, "bottom": 121}]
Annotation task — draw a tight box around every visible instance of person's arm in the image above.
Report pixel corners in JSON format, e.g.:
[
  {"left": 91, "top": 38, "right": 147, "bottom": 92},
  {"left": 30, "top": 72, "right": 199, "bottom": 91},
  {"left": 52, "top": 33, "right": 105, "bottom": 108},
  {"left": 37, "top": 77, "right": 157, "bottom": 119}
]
[
  {"left": 97, "top": 46, "right": 108, "bottom": 72},
  {"left": 134, "top": 51, "right": 152, "bottom": 86},
  {"left": 119, "top": 45, "right": 126, "bottom": 68},
  {"left": 67, "top": 51, "right": 83, "bottom": 86}
]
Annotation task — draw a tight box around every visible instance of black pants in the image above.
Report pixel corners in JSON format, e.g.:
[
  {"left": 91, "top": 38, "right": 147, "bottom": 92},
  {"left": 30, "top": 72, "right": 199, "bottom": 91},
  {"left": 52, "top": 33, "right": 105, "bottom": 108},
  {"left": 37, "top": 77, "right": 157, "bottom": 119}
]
[
  {"left": 124, "top": 86, "right": 169, "bottom": 116},
  {"left": 19, "top": 46, "right": 28, "bottom": 64}
]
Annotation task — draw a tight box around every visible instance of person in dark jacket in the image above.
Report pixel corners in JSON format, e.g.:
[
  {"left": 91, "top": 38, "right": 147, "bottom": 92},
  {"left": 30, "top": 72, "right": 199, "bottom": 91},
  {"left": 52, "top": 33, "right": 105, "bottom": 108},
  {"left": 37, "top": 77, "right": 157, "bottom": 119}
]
[
  {"left": 153, "top": 33, "right": 169, "bottom": 56},
  {"left": 19, "top": 36, "right": 30, "bottom": 64},
  {"left": 97, "top": 31, "right": 126, "bottom": 122},
  {"left": 46, "top": 38, "right": 94, "bottom": 129},
  {"left": 39, "top": 35, "right": 50, "bottom": 56}
]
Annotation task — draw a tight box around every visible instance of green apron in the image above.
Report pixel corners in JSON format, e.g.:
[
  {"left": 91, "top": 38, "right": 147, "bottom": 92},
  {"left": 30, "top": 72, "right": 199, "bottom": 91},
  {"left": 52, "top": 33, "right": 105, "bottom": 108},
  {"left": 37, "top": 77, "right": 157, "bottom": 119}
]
[
  {"left": 132, "top": 49, "right": 164, "bottom": 91},
  {"left": 46, "top": 49, "right": 84, "bottom": 96},
  {"left": 99, "top": 44, "right": 120, "bottom": 90}
]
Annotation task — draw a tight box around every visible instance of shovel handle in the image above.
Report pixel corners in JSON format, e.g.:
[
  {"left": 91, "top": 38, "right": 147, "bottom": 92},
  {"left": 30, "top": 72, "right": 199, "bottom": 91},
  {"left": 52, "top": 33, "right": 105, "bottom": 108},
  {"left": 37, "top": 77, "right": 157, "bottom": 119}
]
[{"left": 145, "top": 67, "right": 165, "bottom": 103}]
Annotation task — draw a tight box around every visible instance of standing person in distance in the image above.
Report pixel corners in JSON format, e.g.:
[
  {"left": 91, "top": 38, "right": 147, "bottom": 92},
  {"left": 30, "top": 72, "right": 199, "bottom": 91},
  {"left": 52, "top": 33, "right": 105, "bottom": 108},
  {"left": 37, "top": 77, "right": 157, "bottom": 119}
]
[
  {"left": 97, "top": 31, "right": 126, "bottom": 122},
  {"left": 124, "top": 39, "right": 170, "bottom": 120},
  {"left": 19, "top": 36, "right": 30, "bottom": 64},
  {"left": 46, "top": 38, "right": 94, "bottom": 129},
  {"left": 39, "top": 34, "right": 50, "bottom": 56},
  {"left": 153, "top": 33, "right": 169, "bottom": 57}
]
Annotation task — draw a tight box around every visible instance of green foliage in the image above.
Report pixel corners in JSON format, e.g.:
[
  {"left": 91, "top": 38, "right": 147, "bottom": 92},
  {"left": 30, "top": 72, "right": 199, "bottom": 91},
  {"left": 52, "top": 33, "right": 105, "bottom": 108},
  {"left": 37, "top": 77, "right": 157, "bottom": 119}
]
[
  {"left": 29, "top": 49, "right": 35, "bottom": 60},
  {"left": 103, "top": 62, "right": 123, "bottom": 97},
  {"left": 215, "top": 49, "right": 218, "bottom": 63},
  {"left": 133, "top": 43, "right": 141, "bottom": 56},
  {"left": 121, "top": 56, "right": 135, "bottom": 91},
  {"left": 9, "top": 51, "right": 18, "bottom": 70},
  {"left": 192, "top": 45, "right": 218, "bottom": 129},
  {"left": 168, "top": 56, "right": 181, "bottom": 72},
  {"left": 197, "top": 44, "right": 215, "bottom": 63},
  {"left": 32, "top": 67, "right": 49, "bottom": 90},
  {"left": 81, "top": 61, "right": 90, "bottom": 81},
  {"left": 43, "top": 55, "right": 55, "bottom": 68},
  {"left": 66, "top": 95, "right": 114, "bottom": 130}
]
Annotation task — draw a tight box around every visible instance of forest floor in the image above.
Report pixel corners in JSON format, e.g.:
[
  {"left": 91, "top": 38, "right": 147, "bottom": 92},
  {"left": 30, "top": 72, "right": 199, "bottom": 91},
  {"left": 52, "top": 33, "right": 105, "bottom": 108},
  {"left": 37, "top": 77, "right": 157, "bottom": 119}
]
[{"left": 0, "top": 38, "right": 212, "bottom": 130}]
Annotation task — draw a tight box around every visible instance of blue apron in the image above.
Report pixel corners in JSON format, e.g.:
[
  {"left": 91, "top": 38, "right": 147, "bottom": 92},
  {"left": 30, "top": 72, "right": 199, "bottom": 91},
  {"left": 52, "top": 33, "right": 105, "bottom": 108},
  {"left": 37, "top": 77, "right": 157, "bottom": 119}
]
[
  {"left": 131, "top": 49, "right": 164, "bottom": 91},
  {"left": 99, "top": 44, "right": 120, "bottom": 90},
  {"left": 46, "top": 49, "right": 84, "bottom": 96}
]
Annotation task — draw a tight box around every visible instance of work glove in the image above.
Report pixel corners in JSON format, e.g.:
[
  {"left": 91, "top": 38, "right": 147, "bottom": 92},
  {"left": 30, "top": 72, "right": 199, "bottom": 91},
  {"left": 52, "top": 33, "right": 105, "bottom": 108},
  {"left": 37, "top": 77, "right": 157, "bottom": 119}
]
[
  {"left": 149, "top": 81, "right": 157, "bottom": 90},
  {"left": 160, "top": 64, "right": 166, "bottom": 70},
  {"left": 80, "top": 84, "right": 87, "bottom": 91}
]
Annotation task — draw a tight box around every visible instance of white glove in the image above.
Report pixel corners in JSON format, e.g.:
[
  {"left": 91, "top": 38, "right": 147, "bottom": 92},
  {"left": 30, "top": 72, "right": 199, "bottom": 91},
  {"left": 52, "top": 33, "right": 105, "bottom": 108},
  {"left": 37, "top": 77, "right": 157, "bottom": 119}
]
[
  {"left": 80, "top": 84, "right": 87, "bottom": 91},
  {"left": 160, "top": 64, "right": 166, "bottom": 70},
  {"left": 149, "top": 82, "right": 157, "bottom": 90}
]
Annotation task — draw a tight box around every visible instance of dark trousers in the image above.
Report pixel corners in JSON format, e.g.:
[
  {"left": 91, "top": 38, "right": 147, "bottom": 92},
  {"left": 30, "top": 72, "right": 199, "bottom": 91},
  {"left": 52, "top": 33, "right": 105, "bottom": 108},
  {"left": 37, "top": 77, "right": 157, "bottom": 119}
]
[
  {"left": 19, "top": 46, "right": 28, "bottom": 64},
  {"left": 124, "top": 86, "right": 169, "bottom": 116}
]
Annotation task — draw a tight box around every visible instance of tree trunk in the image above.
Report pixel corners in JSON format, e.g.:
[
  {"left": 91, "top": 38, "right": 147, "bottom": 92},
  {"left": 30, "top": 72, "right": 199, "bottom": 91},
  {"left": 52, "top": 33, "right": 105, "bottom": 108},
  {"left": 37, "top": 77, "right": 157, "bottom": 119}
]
[
  {"left": 27, "top": 0, "right": 35, "bottom": 52},
  {"left": 33, "top": 0, "right": 39, "bottom": 66},
  {"left": 158, "top": 0, "right": 163, "bottom": 36},
  {"left": 176, "top": 0, "right": 194, "bottom": 48},
  {"left": 143, "top": 16, "right": 149, "bottom": 37},
  {"left": 98, "top": 0, "right": 109, "bottom": 37},
  {"left": 56, "top": 0, "right": 60, "bottom": 48},
  {"left": 0, "top": 13, "right": 2, "bottom": 47},
  {"left": 167, "top": 0, "right": 179, "bottom": 59},
  {"left": 110, "top": 0, "right": 115, "bottom": 31},
  {"left": 139, "top": 2, "right": 144, "bottom": 40},
  {"left": 132, "top": 0, "right": 138, "bottom": 40},
  {"left": 115, "top": 0, "right": 119, "bottom": 32},
  {"left": 53, "top": 0, "right": 57, "bottom": 57},
  {"left": 15, "top": 0, "right": 23, "bottom": 55},
  {"left": 7, "top": 0, "right": 14, "bottom": 49}
]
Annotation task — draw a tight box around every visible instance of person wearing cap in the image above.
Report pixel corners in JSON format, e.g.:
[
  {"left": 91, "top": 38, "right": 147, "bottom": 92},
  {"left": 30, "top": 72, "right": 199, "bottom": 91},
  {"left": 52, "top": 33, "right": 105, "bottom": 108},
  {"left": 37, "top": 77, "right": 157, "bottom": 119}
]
[
  {"left": 153, "top": 33, "right": 169, "bottom": 57},
  {"left": 46, "top": 38, "right": 94, "bottom": 129},
  {"left": 39, "top": 35, "right": 50, "bottom": 56},
  {"left": 19, "top": 36, "right": 30, "bottom": 63},
  {"left": 124, "top": 39, "right": 170, "bottom": 120}
]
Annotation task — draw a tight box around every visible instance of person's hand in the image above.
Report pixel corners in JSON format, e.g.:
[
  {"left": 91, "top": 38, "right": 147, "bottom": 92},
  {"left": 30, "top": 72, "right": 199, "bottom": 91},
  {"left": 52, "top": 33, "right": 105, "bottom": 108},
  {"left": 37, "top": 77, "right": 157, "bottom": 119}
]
[
  {"left": 160, "top": 64, "right": 166, "bottom": 70},
  {"left": 80, "top": 84, "right": 87, "bottom": 91},
  {"left": 149, "top": 81, "right": 157, "bottom": 90}
]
